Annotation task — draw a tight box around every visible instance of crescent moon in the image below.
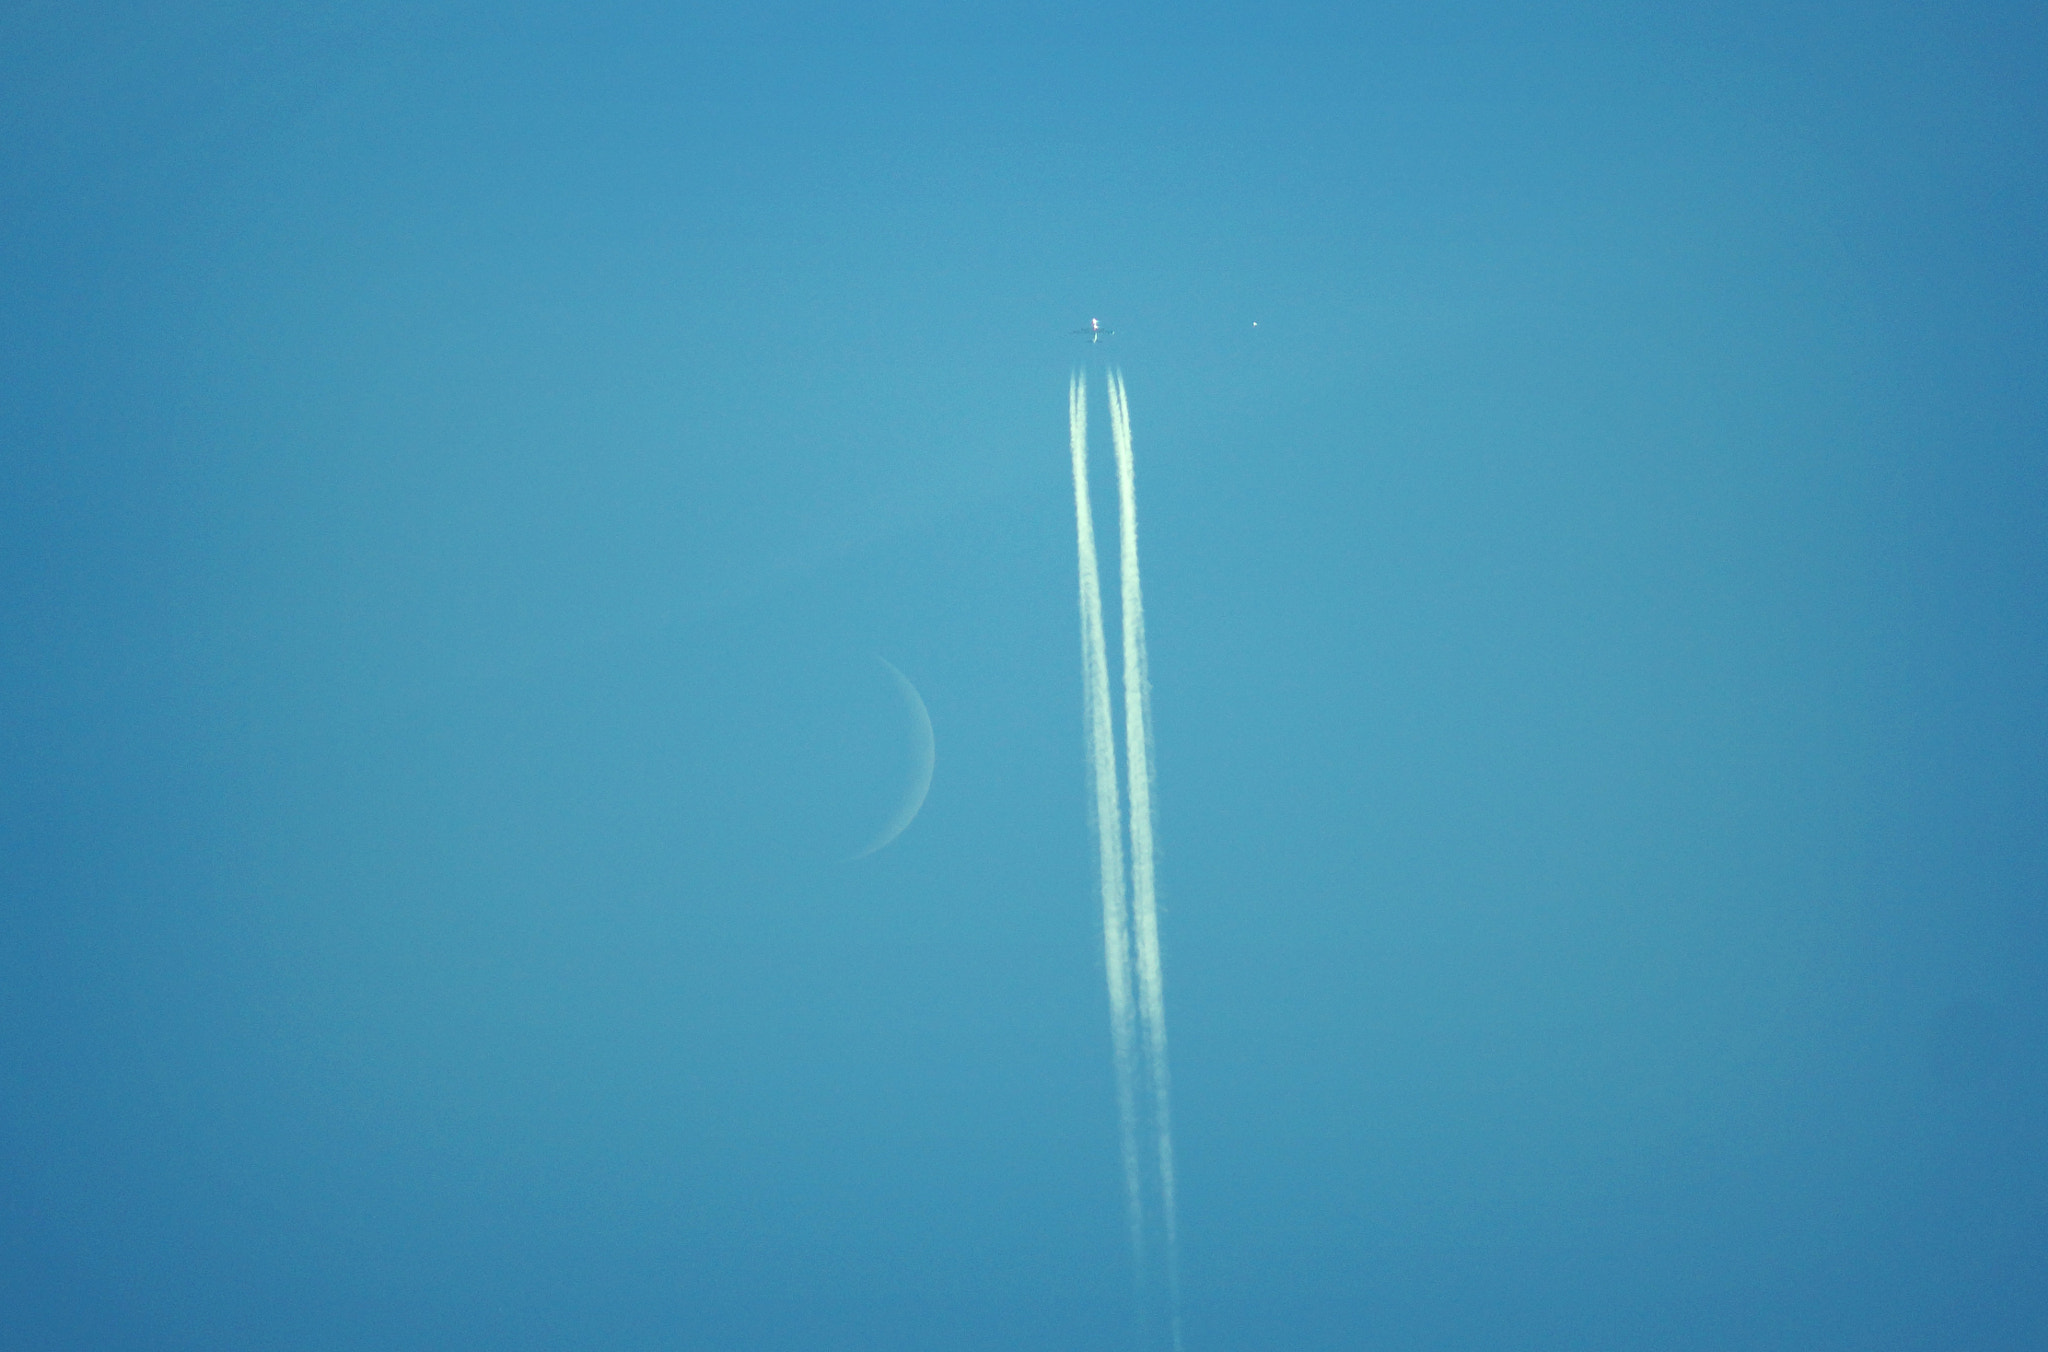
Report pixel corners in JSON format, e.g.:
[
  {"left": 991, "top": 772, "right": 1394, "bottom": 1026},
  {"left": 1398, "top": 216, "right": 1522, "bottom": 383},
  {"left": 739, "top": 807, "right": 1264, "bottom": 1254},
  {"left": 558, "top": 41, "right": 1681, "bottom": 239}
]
[{"left": 849, "top": 657, "right": 935, "bottom": 860}]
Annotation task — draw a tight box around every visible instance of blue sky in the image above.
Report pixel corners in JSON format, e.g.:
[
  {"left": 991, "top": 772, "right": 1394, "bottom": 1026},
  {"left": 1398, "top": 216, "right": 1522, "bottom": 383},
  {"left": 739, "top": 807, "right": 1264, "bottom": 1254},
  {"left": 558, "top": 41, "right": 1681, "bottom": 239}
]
[{"left": 4, "top": 4, "right": 2046, "bottom": 1349}]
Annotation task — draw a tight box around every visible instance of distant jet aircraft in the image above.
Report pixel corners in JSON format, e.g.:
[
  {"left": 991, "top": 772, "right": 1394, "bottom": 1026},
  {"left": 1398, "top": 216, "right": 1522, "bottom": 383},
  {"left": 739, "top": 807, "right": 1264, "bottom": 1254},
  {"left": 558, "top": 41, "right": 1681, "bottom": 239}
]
[{"left": 1071, "top": 318, "right": 1114, "bottom": 343}]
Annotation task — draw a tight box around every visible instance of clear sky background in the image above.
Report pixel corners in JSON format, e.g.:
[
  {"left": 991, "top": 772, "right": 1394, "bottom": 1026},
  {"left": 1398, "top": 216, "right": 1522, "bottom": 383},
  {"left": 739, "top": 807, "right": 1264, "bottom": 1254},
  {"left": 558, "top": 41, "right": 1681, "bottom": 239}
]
[{"left": 3, "top": 4, "right": 2045, "bottom": 1349}]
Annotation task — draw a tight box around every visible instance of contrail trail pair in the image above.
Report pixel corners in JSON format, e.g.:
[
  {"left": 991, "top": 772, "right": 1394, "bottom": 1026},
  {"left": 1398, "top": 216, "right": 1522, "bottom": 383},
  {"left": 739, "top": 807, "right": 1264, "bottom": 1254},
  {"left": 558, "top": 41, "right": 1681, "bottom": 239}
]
[{"left": 1070, "top": 368, "right": 1180, "bottom": 1350}]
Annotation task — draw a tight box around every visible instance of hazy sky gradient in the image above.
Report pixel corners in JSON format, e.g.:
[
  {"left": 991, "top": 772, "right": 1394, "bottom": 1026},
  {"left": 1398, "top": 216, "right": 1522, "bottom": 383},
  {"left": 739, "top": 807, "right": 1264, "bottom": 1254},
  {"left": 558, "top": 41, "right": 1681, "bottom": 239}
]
[{"left": 4, "top": 4, "right": 2045, "bottom": 1349}]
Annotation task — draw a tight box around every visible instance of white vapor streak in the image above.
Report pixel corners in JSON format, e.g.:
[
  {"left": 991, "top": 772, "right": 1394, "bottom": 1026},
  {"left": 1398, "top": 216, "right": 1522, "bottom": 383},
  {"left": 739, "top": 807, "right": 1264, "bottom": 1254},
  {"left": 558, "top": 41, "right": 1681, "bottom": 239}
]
[
  {"left": 1108, "top": 368, "right": 1181, "bottom": 1352},
  {"left": 1072, "top": 372, "right": 1147, "bottom": 1278}
]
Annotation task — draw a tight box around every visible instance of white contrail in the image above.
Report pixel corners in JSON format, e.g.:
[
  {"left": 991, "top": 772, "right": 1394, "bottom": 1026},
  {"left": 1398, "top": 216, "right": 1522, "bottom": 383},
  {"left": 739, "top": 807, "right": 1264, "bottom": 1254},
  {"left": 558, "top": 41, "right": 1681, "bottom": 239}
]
[
  {"left": 1071, "top": 371, "right": 1148, "bottom": 1284},
  {"left": 1108, "top": 368, "right": 1181, "bottom": 1352}
]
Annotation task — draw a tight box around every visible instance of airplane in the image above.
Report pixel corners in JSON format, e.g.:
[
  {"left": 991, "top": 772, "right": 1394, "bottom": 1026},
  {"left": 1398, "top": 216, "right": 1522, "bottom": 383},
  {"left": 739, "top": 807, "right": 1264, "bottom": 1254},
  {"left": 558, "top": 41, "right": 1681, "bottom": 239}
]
[{"left": 1071, "top": 318, "right": 1114, "bottom": 343}]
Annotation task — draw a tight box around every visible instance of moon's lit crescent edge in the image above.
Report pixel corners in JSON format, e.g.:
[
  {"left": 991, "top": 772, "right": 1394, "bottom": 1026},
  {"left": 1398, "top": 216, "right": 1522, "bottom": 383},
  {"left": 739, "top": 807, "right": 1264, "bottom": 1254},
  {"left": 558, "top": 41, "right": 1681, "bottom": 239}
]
[{"left": 849, "top": 656, "right": 935, "bottom": 859}]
